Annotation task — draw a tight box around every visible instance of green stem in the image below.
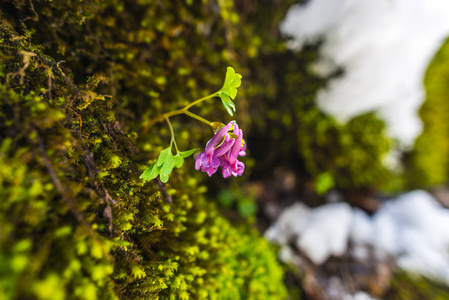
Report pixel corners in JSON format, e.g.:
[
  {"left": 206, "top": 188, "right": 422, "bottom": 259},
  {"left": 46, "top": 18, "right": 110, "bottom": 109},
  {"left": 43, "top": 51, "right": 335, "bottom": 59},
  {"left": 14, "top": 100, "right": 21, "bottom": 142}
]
[
  {"left": 141, "top": 92, "right": 219, "bottom": 135},
  {"left": 183, "top": 111, "right": 213, "bottom": 127},
  {"left": 165, "top": 117, "right": 179, "bottom": 153},
  {"left": 142, "top": 108, "right": 185, "bottom": 135},
  {"left": 183, "top": 92, "right": 219, "bottom": 110}
]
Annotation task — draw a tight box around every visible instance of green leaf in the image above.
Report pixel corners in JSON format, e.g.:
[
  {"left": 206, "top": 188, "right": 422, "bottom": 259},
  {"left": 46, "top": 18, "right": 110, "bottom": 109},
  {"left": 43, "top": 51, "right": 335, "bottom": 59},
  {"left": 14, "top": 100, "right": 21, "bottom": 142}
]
[
  {"left": 140, "top": 163, "right": 162, "bottom": 181},
  {"left": 157, "top": 147, "right": 171, "bottom": 167},
  {"left": 219, "top": 66, "right": 242, "bottom": 100},
  {"left": 159, "top": 171, "right": 169, "bottom": 183},
  {"left": 218, "top": 67, "right": 241, "bottom": 115},
  {"left": 162, "top": 151, "right": 174, "bottom": 175},
  {"left": 218, "top": 92, "right": 231, "bottom": 104},
  {"left": 180, "top": 148, "right": 199, "bottom": 158},
  {"left": 157, "top": 151, "right": 174, "bottom": 183},
  {"left": 223, "top": 66, "right": 236, "bottom": 89},
  {"left": 221, "top": 99, "right": 234, "bottom": 116},
  {"left": 173, "top": 155, "right": 184, "bottom": 168},
  {"left": 140, "top": 164, "right": 155, "bottom": 180},
  {"left": 151, "top": 164, "right": 163, "bottom": 180},
  {"left": 219, "top": 93, "right": 236, "bottom": 116}
]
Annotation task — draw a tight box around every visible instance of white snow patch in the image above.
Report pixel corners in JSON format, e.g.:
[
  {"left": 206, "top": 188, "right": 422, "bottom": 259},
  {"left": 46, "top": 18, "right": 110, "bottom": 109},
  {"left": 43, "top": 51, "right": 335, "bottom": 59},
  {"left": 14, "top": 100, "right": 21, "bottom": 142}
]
[
  {"left": 297, "top": 203, "right": 353, "bottom": 264},
  {"left": 265, "top": 202, "right": 353, "bottom": 264},
  {"left": 266, "top": 190, "right": 449, "bottom": 283},
  {"left": 280, "top": 0, "right": 449, "bottom": 146},
  {"left": 371, "top": 207, "right": 399, "bottom": 258},
  {"left": 350, "top": 209, "right": 374, "bottom": 245},
  {"left": 344, "top": 291, "right": 379, "bottom": 300}
]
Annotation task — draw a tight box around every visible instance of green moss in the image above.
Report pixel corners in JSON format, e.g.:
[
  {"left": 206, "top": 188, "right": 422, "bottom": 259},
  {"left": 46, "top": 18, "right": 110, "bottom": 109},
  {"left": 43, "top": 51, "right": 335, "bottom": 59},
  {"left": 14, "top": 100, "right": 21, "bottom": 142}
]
[
  {"left": 1, "top": 0, "right": 424, "bottom": 297},
  {"left": 404, "top": 38, "right": 449, "bottom": 188},
  {"left": 246, "top": 47, "right": 394, "bottom": 191},
  {"left": 0, "top": 2, "right": 288, "bottom": 298},
  {"left": 386, "top": 272, "right": 449, "bottom": 300}
]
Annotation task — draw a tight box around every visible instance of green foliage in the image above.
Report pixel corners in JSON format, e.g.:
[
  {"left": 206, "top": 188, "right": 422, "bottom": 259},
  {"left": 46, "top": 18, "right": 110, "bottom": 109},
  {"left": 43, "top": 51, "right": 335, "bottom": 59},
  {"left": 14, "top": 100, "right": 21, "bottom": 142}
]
[
  {"left": 240, "top": 31, "right": 395, "bottom": 191},
  {"left": 217, "top": 188, "right": 257, "bottom": 220},
  {"left": 0, "top": 2, "right": 288, "bottom": 299},
  {"left": 159, "top": 146, "right": 175, "bottom": 183},
  {"left": 173, "top": 154, "right": 184, "bottom": 168},
  {"left": 180, "top": 149, "right": 199, "bottom": 158},
  {"left": 218, "top": 66, "right": 242, "bottom": 116},
  {"left": 298, "top": 112, "right": 392, "bottom": 188},
  {"left": 140, "top": 162, "right": 162, "bottom": 182},
  {"left": 140, "top": 65, "right": 243, "bottom": 184},
  {"left": 314, "top": 172, "right": 335, "bottom": 195},
  {"left": 404, "top": 38, "right": 449, "bottom": 188},
  {"left": 140, "top": 147, "right": 199, "bottom": 183}
]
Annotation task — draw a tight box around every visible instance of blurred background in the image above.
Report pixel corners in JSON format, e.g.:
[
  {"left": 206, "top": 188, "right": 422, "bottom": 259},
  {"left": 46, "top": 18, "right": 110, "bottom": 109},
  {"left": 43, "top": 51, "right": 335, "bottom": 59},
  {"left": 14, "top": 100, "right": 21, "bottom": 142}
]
[{"left": 2, "top": 0, "right": 449, "bottom": 299}]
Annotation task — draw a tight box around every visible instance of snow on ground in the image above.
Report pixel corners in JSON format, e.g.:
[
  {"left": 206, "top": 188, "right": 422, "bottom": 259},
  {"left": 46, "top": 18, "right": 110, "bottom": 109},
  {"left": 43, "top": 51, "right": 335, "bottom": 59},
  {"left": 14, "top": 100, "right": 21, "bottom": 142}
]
[
  {"left": 344, "top": 291, "right": 379, "bottom": 300},
  {"left": 280, "top": 0, "right": 449, "bottom": 146},
  {"left": 265, "top": 190, "right": 449, "bottom": 284},
  {"left": 266, "top": 202, "right": 352, "bottom": 264}
]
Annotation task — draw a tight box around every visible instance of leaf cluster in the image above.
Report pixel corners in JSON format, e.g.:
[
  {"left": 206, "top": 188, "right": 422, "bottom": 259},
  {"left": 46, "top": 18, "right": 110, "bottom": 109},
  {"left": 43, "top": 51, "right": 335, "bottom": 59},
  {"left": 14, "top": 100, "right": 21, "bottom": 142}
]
[
  {"left": 140, "top": 148, "right": 197, "bottom": 183},
  {"left": 218, "top": 66, "right": 242, "bottom": 116}
]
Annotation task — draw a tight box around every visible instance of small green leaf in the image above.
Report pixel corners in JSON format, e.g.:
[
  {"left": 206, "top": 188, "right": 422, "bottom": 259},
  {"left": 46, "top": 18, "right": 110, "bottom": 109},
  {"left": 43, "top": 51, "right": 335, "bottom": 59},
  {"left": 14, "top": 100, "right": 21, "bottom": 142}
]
[
  {"left": 173, "top": 155, "right": 184, "bottom": 168},
  {"left": 157, "top": 147, "right": 171, "bottom": 167},
  {"left": 140, "top": 164, "right": 155, "bottom": 180},
  {"left": 151, "top": 164, "right": 163, "bottom": 180},
  {"left": 219, "top": 93, "right": 236, "bottom": 116},
  {"left": 218, "top": 66, "right": 241, "bottom": 115},
  {"left": 219, "top": 66, "right": 242, "bottom": 101},
  {"left": 159, "top": 171, "right": 169, "bottom": 183},
  {"left": 221, "top": 99, "right": 234, "bottom": 116},
  {"left": 163, "top": 151, "right": 174, "bottom": 175},
  {"left": 223, "top": 66, "right": 236, "bottom": 89},
  {"left": 140, "top": 163, "right": 162, "bottom": 181},
  {"left": 180, "top": 148, "right": 199, "bottom": 158},
  {"left": 218, "top": 92, "right": 231, "bottom": 104},
  {"left": 157, "top": 151, "right": 174, "bottom": 183}
]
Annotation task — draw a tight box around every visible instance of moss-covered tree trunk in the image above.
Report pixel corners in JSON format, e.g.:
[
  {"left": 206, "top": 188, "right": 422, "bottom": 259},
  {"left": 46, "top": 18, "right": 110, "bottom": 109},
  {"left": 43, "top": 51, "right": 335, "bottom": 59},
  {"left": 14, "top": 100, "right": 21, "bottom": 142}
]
[{"left": 0, "top": 1, "right": 290, "bottom": 299}]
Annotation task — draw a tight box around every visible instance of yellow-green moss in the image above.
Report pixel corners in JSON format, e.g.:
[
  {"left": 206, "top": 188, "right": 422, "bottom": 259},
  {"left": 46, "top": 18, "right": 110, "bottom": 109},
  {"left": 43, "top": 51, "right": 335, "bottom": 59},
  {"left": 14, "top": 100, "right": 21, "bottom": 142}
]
[
  {"left": 0, "top": 3, "right": 288, "bottom": 298},
  {"left": 405, "top": 38, "right": 449, "bottom": 188},
  {"left": 246, "top": 48, "right": 394, "bottom": 191},
  {"left": 385, "top": 272, "right": 449, "bottom": 300}
]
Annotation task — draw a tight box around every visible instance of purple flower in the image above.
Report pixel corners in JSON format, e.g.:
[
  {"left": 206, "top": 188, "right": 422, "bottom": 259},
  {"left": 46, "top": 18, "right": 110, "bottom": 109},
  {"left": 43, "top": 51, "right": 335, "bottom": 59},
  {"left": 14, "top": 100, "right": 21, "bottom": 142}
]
[
  {"left": 195, "top": 121, "right": 246, "bottom": 178},
  {"left": 220, "top": 123, "right": 245, "bottom": 178}
]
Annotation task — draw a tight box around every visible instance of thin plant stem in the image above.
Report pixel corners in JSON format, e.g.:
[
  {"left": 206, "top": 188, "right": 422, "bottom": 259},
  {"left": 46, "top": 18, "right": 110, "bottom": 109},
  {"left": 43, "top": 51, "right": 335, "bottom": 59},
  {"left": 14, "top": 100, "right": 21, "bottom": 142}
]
[
  {"left": 165, "top": 117, "right": 179, "bottom": 154},
  {"left": 183, "top": 111, "right": 213, "bottom": 127},
  {"left": 183, "top": 92, "right": 218, "bottom": 110},
  {"left": 142, "top": 108, "right": 185, "bottom": 135},
  {"left": 141, "top": 92, "right": 218, "bottom": 135}
]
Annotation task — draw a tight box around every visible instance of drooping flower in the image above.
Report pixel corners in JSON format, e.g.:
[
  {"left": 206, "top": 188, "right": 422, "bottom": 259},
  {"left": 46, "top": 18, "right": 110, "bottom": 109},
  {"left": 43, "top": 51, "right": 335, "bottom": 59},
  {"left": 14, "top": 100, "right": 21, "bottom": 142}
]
[
  {"left": 195, "top": 121, "right": 246, "bottom": 178},
  {"left": 219, "top": 123, "right": 245, "bottom": 178},
  {"left": 195, "top": 121, "right": 233, "bottom": 176}
]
